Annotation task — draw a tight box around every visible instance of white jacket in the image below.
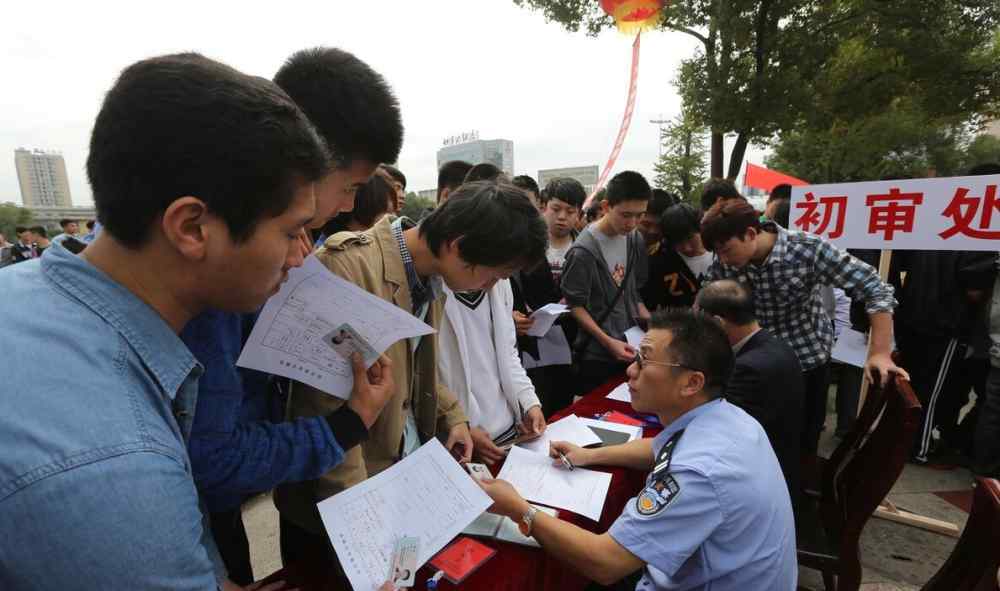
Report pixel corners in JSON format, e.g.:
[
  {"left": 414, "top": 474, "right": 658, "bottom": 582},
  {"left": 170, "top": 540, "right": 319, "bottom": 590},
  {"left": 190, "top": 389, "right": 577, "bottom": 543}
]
[{"left": 437, "top": 280, "right": 541, "bottom": 437}]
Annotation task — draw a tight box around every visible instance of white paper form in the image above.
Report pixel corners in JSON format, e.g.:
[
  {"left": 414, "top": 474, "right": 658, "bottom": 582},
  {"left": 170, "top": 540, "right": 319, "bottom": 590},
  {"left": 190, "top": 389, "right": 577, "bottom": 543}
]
[
  {"left": 237, "top": 256, "right": 435, "bottom": 399},
  {"left": 831, "top": 327, "right": 867, "bottom": 368},
  {"left": 526, "top": 303, "right": 570, "bottom": 337},
  {"left": 521, "top": 326, "right": 573, "bottom": 369},
  {"left": 518, "top": 414, "right": 603, "bottom": 455},
  {"left": 606, "top": 382, "right": 632, "bottom": 403},
  {"left": 497, "top": 445, "right": 612, "bottom": 521},
  {"left": 625, "top": 326, "right": 646, "bottom": 349},
  {"left": 318, "top": 439, "right": 492, "bottom": 591}
]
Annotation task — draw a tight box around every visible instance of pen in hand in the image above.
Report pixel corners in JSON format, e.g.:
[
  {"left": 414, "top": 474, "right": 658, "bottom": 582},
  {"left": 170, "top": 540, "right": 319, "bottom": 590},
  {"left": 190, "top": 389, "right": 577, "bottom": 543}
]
[{"left": 558, "top": 451, "right": 574, "bottom": 471}]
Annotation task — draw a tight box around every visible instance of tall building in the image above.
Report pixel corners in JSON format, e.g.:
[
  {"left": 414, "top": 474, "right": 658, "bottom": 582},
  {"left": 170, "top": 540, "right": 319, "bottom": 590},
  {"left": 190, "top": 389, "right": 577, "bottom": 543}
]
[
  {"left": 436, "top": 132, "right": 514, "bottom": 177},
  {"left": 15, "top": 148, "right": 73, "bottom": 207},
  {"left": 538, "top": 165, "right": 600, "bottom": 195}
]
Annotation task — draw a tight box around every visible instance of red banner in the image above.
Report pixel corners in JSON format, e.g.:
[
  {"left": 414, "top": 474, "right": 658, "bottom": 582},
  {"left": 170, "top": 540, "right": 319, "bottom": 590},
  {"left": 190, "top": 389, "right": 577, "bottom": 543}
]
[
  {"left": 585, "top": 33, "right": 642, "bottom": 208},
  {"left": 744, "top": 163, "right": 807, "bottom": 193}
]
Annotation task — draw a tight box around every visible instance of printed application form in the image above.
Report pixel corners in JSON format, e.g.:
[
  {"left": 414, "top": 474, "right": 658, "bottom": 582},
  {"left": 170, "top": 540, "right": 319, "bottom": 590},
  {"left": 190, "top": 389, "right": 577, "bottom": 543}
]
[
  {"left": 237, "top": 256, "right": 434, "bottom": 399},
  {"left": 318, "top": 439, "right": 492, "bottom": 591},
  {"left": 497, "top": 445, "right": 612, "bottom": 521},
  {"left": 517, "top": 414, "right": 602, "bottom": 455}
]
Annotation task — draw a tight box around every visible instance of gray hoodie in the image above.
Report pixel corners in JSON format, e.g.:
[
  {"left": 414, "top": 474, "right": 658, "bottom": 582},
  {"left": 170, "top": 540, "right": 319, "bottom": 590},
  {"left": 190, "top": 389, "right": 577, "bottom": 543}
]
[{"left": 560, "top": 225, "right": 647, "bottom": 362}]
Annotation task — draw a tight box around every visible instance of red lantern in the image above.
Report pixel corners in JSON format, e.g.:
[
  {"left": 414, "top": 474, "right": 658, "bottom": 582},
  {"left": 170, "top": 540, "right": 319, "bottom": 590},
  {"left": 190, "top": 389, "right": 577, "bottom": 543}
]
[{"left": 600, "top": 0, "right": 666, "bottom": 34}]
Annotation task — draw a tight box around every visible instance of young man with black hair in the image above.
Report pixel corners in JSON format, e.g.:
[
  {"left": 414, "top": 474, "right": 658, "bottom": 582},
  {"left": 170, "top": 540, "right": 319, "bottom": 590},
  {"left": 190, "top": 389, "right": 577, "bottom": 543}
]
[
  {"left": 379, "top": 163, "right": 406, "bottom": 211},
  {"left": 637, "top": 189, "right": 676, "bottom": 250},
  {"left": 700, "top": 198, "right": 906, "bottom": 453},
  {"left": 176, "top": 47, "right": 405, "bottom": 584},
  {"left": 641, "top": 202, "right": 710, "bottom": 312},
  {"left": 464, "top": 162, "right": 506, "bottom": 184},
  {"left": 562, "top": 170, "right": 651, "bottom": 394},
  {"left": 437, "top": 160, "right": 474, "bottom": 204},
  {"left": 512, "top": 177, "right": 585, "bottom": 415},
  {"left": 765, "top": 183, "right": 792, "bottom": 220},
  {"left": 0, "top": 52, "right": 331, "bottom": 591},
  {"left": 28, "top": 226, "right": 50, "bottom": 254},
  {"left": 11, "top": 225, "right": 33, "bottom": 262},
  {"left": 53, "top": 218, "right": 79, "bottom": 243},
  {"left": 700, "top": 178, "right": 744, "bottom": 212},
  {"left": 276, "top": 181, "right": 547, "bottom": 580},
  {"left": 479, "top": 308, "right": 796, "bottom": 590},
  {"left": 512, "top": 174, "right": 542, "bottom": 210},
  {"left": 694, "top": 280, "right": 804, "bottom": 505}
]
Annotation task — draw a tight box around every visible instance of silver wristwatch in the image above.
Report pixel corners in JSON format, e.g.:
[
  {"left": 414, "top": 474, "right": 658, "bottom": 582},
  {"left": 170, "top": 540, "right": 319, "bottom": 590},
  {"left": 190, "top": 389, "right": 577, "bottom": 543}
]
[{"left": 520, "top": 506, "right": 540, "bottom": 536}]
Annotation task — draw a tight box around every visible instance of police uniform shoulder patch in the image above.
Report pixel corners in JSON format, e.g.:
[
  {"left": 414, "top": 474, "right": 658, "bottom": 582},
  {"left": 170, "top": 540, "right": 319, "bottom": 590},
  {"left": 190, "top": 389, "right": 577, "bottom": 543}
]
[{"left": 636, "top": 474, "right": 680, "bottom": 516}]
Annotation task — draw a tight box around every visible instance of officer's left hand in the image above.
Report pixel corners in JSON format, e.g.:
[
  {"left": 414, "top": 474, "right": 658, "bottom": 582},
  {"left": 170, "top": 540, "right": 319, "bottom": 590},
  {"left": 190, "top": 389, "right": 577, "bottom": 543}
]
[
  {"left": 865, "top": 352, "right": 910, "bottom": 387},
  {"left": 446, "top": 422, "right": 474, "bottom": 463},
  {"left": 477, "top": 477, "right": 531, "bottom": 521},
  {"left": 519, "top": 406, "right": 546, "bottom": 436}
]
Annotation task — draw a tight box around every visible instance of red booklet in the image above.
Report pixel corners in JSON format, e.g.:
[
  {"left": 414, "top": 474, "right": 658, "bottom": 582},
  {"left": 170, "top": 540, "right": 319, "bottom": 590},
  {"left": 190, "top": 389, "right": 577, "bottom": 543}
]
[
  {"left": 428, "top": 536, "right": 497, "bottom": 584},
  {"left": 602, "top": 410, "right": 645, "bottom": 427}
]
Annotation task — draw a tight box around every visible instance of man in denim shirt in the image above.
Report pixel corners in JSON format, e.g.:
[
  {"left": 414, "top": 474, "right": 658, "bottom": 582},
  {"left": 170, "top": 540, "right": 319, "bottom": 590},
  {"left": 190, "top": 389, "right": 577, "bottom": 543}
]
[{"left": 0, "top": 53, "right": 338, "bottom": 590}]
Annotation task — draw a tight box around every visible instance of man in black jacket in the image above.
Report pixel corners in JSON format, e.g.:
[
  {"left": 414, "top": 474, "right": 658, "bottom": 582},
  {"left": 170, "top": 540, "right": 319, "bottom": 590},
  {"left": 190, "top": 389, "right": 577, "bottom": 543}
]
[
  {"left": 642, "top": 203, "right": 712, "bottom": 311},
  {"left": 695, "top": 279, "right": 804, "bottom": 505}
]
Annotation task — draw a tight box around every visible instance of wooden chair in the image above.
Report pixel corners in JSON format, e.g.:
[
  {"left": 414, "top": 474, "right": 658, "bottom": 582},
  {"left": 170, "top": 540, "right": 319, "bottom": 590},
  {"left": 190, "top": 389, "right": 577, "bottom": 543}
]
[
  {"left": 921, "top": 477, "right": 1000, "bottom": 591},
  {"left": 796, "top": 374, "right": 922, "bottom": 591}
]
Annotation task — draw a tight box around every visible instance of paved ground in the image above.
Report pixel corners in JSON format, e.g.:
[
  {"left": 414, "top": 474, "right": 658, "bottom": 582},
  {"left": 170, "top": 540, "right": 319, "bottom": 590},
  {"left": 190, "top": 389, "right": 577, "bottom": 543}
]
[{"left": 244, "top": 413, "right": 975, "bottom": 589}]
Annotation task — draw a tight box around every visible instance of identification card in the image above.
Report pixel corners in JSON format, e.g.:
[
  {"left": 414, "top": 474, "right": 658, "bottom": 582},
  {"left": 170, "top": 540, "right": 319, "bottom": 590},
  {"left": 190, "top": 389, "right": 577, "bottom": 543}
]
[
  {"left": 389, "top": 535, "right": 419, "bottom": 588},
  {"left": 465, "top": 462, "right": 491, "bottom": 481},
  {"left": 325, "top": 322, "right": 379, "bottom": 365}
]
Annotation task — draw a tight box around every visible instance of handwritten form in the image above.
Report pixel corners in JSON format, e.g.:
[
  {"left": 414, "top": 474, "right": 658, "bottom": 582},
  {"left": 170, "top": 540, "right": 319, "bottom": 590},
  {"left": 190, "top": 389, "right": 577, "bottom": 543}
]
[
  {"left": 237, "top": 256, "right": 434, "bottom": 399},
  {"left": 517, "top": 414, "right": 603, "bottom": 455},
  {"left": 318, "top": 439, "right": 492, "bottom": 591},
  {"left": 497, "top": 445, "right": 611, "bottom": 521}
]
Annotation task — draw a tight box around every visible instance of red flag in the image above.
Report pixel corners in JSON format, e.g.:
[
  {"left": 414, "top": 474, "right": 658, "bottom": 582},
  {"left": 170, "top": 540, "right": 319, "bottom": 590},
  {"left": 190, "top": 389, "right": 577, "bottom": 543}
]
[{"left": 744, "top": 163, "right": 807, "bottom": 193}]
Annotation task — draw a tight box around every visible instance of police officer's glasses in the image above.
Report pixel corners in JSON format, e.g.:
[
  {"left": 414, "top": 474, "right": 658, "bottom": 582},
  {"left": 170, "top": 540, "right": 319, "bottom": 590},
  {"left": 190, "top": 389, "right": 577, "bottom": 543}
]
[{"left": 633, "top": 351, "right": 689, "bottom": 372}]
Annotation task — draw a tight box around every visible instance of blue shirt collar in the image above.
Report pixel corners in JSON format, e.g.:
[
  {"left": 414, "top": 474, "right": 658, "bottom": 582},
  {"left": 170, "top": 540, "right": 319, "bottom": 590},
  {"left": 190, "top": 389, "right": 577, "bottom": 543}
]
[
  {"left": 659, "top": 398, "right": 724, "bottom": 439},
  {"left": 41, "top": 242, "right": 200, "bottom": 399}
]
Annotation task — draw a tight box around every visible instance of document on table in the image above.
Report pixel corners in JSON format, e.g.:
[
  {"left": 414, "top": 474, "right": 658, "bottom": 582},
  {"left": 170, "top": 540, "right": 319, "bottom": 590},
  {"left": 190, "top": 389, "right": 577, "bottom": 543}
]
[
  {"left": 518, "top": 414, "right": 603, "bottom": 455},
  {"left": 625, "top": 326, "right": 645, "bottom": 349},
  {"left": 318, "top": 439, "right": 492, "bottom": 591},
  {"left": 521, "top": 326, "right": 572, "bottom": 369},
  {"left": 606, "top": 382, "right": 632, "bottom": 403},
  {"left": 526, "top": 303, "right": 570, "bottom": 337},
  {"left": 831, "top": 327, "right": 868, "bottom": 368},
  {"left": 497, "top": 445, "right": 612, "bottom": 521},
  {"left": 237, "top": 256, "right": 435, "bottom": 399}
]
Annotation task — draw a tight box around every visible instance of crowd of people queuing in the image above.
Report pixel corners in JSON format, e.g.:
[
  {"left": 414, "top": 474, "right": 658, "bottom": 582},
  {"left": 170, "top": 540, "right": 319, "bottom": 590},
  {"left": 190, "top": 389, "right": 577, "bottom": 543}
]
[{"left": 1, "top": 46, "right": 999, "bottom": 591}]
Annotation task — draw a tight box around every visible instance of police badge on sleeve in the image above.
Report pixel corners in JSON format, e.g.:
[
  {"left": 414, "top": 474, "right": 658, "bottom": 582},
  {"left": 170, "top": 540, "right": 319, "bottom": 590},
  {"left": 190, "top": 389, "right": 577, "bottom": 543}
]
[{"left": 636, "top": 473, "right": 680, "bottom": 516}]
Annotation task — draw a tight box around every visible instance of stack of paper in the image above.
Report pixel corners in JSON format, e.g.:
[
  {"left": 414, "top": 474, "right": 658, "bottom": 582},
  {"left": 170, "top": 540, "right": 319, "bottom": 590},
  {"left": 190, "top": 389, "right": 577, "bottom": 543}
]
[{"left": 497, "top": 446, "right": 612, "bottom": 521}]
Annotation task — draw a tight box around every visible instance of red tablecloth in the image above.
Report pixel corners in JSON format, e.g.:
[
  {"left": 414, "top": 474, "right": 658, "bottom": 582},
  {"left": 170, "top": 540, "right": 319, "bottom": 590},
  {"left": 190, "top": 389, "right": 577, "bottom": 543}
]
[{"left": 263, "top": 376, "right": 660, "bottom": 591}]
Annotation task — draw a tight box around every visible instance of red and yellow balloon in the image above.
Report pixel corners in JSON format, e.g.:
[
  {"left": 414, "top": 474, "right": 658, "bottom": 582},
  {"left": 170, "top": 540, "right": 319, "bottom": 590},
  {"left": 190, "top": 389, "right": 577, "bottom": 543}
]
[{"left": 599, "top": 0, "right": 666, "bottom": 34}]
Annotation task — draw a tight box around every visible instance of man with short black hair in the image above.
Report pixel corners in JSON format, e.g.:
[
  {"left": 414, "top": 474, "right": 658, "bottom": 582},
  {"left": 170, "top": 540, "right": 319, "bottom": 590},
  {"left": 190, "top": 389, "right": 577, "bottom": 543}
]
[
  {"left": 277, "top": 181, "right": 547, "bottom": 580},
  {"left": 11, "top": 226, "right": 33, "bottom": 262},
  {"left": 695, "top": 279, "right": 804, "bottom": 503},
  {"left": 700, "top": 197, "right": 905, "bottom": 453},
  {"left": 437, "top": 160, "right": 473, "bottom": 204},
  {"left": 28, "top": 226, "right": 50, "bottom": 254},
  {"left": 765, "top": 183, "right": 792, "bottom": 220},
  {"left": 700, "top": 178, "right": 744, "bottom": 212},
  {"left": 512, "top": 174, "right": 542, "bottom": 210},
  {"left": 562, "top": 171, "right": 651, "bottom": 394},
  {"left": 181, "top": 46, "right": 405, "bottom": 584},
  {"left": 53, "top": 218, "right": 79, "bottom": 243},
  {"left": 642, "top": 203, "right": 710, "bottom": 311},
  {"left": 0, "top": 52, "right": 330, "bottom": 590},
  {"left": 479, "top": 308, "right": 797, "bottom": 590}
]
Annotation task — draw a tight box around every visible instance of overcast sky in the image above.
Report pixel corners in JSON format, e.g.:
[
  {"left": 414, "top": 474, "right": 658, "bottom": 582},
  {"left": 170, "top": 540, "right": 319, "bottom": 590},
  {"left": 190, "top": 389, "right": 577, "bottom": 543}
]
[{"left": 1, "top": 0, "right": 764, "bottom": 206}]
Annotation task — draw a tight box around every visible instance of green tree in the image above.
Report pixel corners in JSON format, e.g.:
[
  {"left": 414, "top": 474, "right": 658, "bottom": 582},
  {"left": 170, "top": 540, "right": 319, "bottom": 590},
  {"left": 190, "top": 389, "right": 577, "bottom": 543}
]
[
  {"left": 513, "top": 1, "right": 1000, "bottom": 180},
  {"left": 399, "top": 193, "right": 435, "bottom": 221},
  {"left": 964, "top": 134, "right": 1000, "bottom": 171},
  {"left": 0, "top": 202, "right": 33, "bottom": 242},
  {"left": 653, "top": 112, "right": 707, "bottom": 202}
]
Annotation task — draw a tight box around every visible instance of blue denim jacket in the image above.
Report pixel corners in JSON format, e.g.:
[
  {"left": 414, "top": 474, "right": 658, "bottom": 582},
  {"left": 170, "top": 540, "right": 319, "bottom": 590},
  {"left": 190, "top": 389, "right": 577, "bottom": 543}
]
[
  {"left": 181, "top": 309, "right": 347, "bottom": 513},
  {"left": 0, "top": 244, "right": 224, "bottom": 589}
]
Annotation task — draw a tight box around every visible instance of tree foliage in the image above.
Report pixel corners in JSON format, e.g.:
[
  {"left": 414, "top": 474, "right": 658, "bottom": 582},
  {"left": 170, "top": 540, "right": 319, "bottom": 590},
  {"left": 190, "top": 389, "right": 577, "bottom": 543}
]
[
  {"left": 653, "top": 112, "right": 707, "bottom": 202},
  {"left": 399, "top": 193, "right": 435, "bottom": 221},
  {"left": 513, "top": 0, "right": 1000, "bottom": 181},
  {"left": 0, "top": 202, "right": 33, "bottom": 242}
]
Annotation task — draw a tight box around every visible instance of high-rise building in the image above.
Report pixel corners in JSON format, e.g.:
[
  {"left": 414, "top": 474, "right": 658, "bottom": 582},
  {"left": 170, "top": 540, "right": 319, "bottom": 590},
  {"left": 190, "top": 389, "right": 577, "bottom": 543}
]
[
  {"left": 15, "top": 148, "right": 73, "bottom": 207},
  {"left": 537, "top": 165, "right": 600, "bottom": 195},
  {"left": 436, "top": 132, "right": 514, "bottom": 177}
]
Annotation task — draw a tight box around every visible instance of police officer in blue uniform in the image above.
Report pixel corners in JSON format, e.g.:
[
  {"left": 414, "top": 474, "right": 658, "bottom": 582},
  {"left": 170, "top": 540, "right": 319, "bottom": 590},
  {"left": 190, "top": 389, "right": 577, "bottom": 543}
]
[{"left": 479, "top": 308, "right": 797, "bottom": 590}]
